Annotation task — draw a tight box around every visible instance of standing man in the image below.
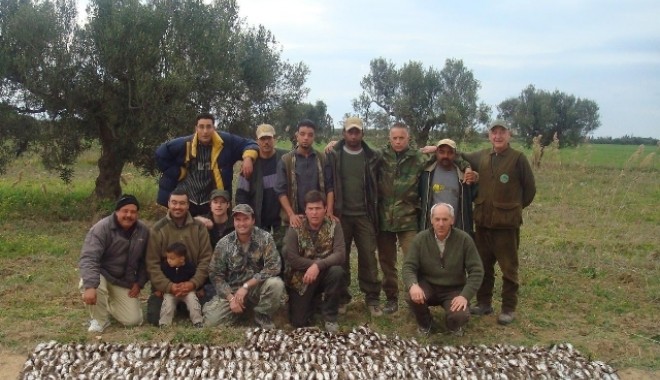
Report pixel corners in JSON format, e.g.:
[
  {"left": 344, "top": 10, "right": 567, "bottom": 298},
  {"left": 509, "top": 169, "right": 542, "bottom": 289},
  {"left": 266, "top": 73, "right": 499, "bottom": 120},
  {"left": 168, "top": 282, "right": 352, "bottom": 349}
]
[
  {"left": 283, "top": 190, "right": 346, "bottom": 332},
  {"left": 203, "top": 204, "right": 284, "bottom": 329},
  {"left": 79, "top": 194, "right": 149, "bottom": 333},
  {"left": 145, "top": 189, "right": 213, "bottom": 325},
  {"left": 236, "top": 123, "right": 287, "bottom": 248},
  {"left": 326, "top": 117, "right": 382, "bottom": 316},
  {"left": 275, "top": 119, "right": 334, "bottom": 228},
  {"left": 402, "top": 203, "right": 483, "bottom": 336},
  {"left": 377, "top": 122, "right": 431, "bottom": 314},
  {"left": 463, "top": 120, "right": 536, "bottom": 325},
  {"left": 420, "top": 139, "right": 477, "bottom": 236},
  {"left": 155, "top": 113, "right": 259, "bottom": 216}
]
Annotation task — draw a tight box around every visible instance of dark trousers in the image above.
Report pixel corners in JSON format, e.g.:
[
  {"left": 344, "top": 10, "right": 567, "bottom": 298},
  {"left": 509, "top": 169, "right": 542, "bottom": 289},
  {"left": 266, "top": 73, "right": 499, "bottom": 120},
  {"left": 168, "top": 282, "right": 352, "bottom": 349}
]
[
  {"left": 338, "top": 215, "right": 380, "bottom": 306},
  {"left": 288, "top": 266, "right": 346, "bottom": 327},
  {"left": 406, "top": 282, "right": 470, "bottom": 331},
  {"left": 474, "top": 226, "right": 520, "bottom": 312}
]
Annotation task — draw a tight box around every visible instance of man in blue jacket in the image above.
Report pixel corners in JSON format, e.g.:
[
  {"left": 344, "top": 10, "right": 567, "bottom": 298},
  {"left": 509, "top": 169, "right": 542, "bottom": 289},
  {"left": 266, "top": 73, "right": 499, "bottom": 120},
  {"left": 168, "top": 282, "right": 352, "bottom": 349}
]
[{"left": 156, "top": 113, "right": 259, "bottom": 216}]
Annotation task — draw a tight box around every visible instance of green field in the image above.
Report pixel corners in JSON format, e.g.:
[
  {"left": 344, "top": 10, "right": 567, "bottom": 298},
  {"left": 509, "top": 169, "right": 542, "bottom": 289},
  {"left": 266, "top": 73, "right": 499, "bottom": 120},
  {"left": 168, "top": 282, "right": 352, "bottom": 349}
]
[{"left": 0, "top": 143, "right": 658, "bottom": 375}]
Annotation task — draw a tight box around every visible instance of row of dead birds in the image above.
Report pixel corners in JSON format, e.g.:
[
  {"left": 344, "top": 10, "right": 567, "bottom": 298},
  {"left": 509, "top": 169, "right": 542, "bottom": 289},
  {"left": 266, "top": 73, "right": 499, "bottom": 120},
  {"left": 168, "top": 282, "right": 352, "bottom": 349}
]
[{"left": 22, "top": 325, "right": 619, "bottom": 379}]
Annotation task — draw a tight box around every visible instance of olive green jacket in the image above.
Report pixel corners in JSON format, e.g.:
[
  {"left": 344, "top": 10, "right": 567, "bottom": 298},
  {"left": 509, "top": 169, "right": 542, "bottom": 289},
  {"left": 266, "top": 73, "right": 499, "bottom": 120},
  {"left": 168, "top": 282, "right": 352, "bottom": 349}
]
[{"left": 463, "top": 146, "right": 536, "bottom": 229}]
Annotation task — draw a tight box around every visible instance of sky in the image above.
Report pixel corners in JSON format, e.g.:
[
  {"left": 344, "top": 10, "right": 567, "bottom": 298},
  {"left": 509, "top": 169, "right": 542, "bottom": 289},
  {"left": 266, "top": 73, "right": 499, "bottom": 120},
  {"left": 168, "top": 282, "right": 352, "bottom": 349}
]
[
  {"left": 76, "top": 1, "right": 660, "bottom": 138},
  {"left": 234, "top": 0, "right": 660, "bottom": 138}
]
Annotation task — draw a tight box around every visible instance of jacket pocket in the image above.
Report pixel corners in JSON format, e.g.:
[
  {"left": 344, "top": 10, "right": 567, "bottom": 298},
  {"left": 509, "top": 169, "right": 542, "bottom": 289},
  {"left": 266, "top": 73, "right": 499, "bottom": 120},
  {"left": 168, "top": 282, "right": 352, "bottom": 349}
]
[
  {"left": 490, "top": 201, "right": 522, "bottom": 228},
  {"left": 473, "top": 198, "right": 484, "bottom": 225}
]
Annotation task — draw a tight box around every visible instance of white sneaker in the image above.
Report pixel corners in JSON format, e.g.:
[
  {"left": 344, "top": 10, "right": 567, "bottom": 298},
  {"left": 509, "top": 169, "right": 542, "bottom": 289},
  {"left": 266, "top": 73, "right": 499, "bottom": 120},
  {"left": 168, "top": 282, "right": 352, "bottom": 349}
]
[{"left": 88, "top": 319, "right": 110, "bottom": 333}]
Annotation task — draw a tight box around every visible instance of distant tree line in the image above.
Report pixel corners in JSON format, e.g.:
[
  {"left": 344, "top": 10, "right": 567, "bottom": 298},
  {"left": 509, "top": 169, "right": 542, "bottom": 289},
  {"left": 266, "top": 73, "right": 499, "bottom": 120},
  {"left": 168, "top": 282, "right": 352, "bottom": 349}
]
[{"left": 589, "top": 135, "right": 659, "bottom": 145}]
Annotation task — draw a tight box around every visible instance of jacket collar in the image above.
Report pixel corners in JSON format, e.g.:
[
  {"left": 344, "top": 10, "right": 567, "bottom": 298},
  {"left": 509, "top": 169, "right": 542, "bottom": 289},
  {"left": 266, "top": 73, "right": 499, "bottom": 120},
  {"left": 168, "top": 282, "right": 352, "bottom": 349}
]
[{"left": 191, "top": 130, "right": 224, "bottom": 157}]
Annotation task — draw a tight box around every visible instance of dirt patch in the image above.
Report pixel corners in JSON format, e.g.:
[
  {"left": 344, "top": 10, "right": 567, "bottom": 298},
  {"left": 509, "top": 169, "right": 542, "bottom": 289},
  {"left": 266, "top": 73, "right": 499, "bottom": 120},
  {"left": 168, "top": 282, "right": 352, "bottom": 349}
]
[
  {"left": 619, "top": 368, "right": 660, "bottom": 380},
  {"left": 0, "top": 351, "right": 25, "bottom": 379}
]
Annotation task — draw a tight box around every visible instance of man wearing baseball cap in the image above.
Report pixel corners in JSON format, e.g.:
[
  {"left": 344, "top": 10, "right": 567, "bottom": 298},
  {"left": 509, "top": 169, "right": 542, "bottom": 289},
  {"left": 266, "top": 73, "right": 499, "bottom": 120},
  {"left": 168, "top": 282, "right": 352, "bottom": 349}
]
[
  {"left": 203, "top": 203, "right": 284, "bottom": 329},
  {"left": 79, "top": 194, "right": 149, "bottom": 333},
  {"left": 420, "top": 138, "right": 477, "bottom": 235},
  {"left": 236, "top": 124, "right": 288, "bottom": 251},
  {"left": 326, "top": 116, "right": 382, "bottom": 317},
  {"left": 462, "top": 119, "right": 536, "bottom": 325}
]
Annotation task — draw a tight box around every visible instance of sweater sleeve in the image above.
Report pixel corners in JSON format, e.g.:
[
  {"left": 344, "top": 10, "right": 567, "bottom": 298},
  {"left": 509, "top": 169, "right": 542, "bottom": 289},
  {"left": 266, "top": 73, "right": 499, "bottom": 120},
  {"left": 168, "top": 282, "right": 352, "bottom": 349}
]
[
  {"left": 190, "top": 225, "right": 212, "bottom": 289},
  {"left": 145, "top": 228, "right": 172, "bottom": 293},
  {"left": 283, "top": 227, "right": 315, "bottom": 271},
  {"left": 459, "top": 235, "right": 484, "bottom": 301},
  {"left": 401, "top": 233, "right": 422, "bottom": 290},
  {"left": 315, "top": 223, "right": 345, "bottom": 270},
  {"left": 518, "top": 154, "right": 536, "bottom": 208}
]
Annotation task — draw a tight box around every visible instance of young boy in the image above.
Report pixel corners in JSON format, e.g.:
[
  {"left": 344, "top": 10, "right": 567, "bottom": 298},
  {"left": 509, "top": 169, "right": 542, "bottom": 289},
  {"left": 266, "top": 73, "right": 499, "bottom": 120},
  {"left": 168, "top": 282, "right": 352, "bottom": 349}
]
[{"left": 156, "top": 242, "right": 204, "bottom": 328}]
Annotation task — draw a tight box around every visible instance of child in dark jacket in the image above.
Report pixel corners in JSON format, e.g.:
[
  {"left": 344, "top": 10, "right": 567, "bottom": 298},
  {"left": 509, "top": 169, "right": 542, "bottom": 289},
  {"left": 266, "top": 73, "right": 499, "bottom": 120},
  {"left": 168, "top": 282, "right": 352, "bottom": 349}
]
[{"left": 156, "top": 242, "right": 203, "bottom": 327}]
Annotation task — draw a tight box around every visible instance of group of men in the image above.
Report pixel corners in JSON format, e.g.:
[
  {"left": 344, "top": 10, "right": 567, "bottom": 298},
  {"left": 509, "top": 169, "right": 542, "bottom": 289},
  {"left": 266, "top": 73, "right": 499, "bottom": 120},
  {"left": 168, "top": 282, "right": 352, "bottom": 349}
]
[{"left": 78, "top": 112, "right": 536, "bottom": 336}]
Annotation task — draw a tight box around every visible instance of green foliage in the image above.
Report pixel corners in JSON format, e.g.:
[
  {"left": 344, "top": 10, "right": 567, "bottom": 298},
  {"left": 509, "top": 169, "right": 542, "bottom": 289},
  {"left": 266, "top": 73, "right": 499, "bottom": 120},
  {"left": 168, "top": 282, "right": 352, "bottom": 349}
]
[
  {"left": 497, "top": 84, "right": 601, "bottom": 147},
  {"left": 353, "top": 57, "right": 490, "bottom": 146},
  {"left": 0, "top": 0, "right": 309, "bottom": 200}
]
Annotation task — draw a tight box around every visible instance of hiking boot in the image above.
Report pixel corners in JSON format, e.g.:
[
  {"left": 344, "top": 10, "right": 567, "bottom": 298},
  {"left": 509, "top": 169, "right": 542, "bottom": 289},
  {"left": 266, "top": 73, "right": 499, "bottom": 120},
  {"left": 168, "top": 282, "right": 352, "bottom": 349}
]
[
  {"left": 193, "top": 322, "right": 204, "bottom": 328},
  {"left": 367, "top": 304, "right": 383, "bottom": 317},
  {"left": 417, "top": 325, "right": 431, "bottom": 336},
  {"left": 324, "top": 321, "right": 339, "bottom": 333},
  {"left": 254, "top": 313, "right": 275, "bottom": 330},
  {"left": 338, "top": 303, "right": 348, "bottom": 315},
  {"left": 470, "top": 304, "right": 494, "bottom": 316},
  {"left": 383, "top": 299, "right": 399, "bottom": 314},
  {"left": 88, "top": 319, "right": 110, "bottom": 333},
  {"left": 448, "top": 327, "right": 464, "bottom": 337},
  {"left": 497, "top": 311, "right": 516, "bottom": 325}
]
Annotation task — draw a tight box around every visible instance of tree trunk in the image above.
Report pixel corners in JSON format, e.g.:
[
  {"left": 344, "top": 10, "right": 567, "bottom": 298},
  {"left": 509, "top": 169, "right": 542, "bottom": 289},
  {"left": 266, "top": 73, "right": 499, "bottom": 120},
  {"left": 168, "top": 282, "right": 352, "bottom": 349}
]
[{"left": 94, "top": 124, "right": 125, "bottom": 200}]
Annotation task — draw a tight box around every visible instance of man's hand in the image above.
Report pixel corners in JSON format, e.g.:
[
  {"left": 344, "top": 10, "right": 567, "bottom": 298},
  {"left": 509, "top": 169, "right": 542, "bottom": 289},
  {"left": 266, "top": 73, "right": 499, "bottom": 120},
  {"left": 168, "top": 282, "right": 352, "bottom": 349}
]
[
  {"left": 82, "top": 288, "right": 97, "bottom": 305},
  {"left": 194, "top": 216, "right": 214, "bottom": 229},
  {"left": 288, "top": 213, "right": 304, "bottom": 228},
  {"left": 241, "top": 157, "right": 254, "bottom": 178},
  {"left": 463, "top": 167, "right": 478, "bottom": 184},
  {"left": 450, "top": 295, "right": 468, "bottom": 312},
  {"left": 128, "top": 283, "right": 140, "bottom": 298},
  {"left": 196, "top": 288, "right": 205, "bottom": 299},
  {"left": 324, "top": 140, "right": 338, "bottom": 153},
  {"left": 154, "top": 290, "right": 163, "bottom": 298},
  {"left": 420, "top": 145, "right": 437, "bottom": 154},
  {"left": 303, "top": 263, "right": 320, "bottom": 284},
  {"left": 326, "top": 211, "right": 339, "bottom": 223},
  {"left": 172, "top": 281, "right": 195, "bottom": 297},
  {"left": 230, "top": 287, "right": 248, "bottom": 313},
  {"left": 409, "top": 284, "right": 426, "bottom": 305}
]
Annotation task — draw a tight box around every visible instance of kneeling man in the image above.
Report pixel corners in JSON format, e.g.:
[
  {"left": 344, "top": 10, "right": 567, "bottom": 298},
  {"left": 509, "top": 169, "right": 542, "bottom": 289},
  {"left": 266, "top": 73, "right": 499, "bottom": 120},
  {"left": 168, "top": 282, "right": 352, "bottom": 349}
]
[
  {"left": 283, "top": 190, "right": 346, "bottom": 333},
  {"left": 402, "top": 203, "right": 483, "bottom": 336},
  {"left": 203, "top": 204, "right": 284, "bottom": 329}
]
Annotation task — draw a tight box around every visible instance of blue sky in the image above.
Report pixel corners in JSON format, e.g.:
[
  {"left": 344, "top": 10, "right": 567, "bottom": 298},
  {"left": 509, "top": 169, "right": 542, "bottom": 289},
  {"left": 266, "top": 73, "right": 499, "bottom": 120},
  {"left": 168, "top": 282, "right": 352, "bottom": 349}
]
[
  {"left": 77, "top": 1, "right": 660, "bottom": 138},
  {"left": 237, "top": 0, "right": 660, "bottom": 138}
]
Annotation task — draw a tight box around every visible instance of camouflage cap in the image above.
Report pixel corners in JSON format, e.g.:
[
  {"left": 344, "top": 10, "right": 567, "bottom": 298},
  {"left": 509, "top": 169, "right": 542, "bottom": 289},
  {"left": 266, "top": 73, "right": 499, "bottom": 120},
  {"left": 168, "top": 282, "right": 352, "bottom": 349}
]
[
  {"left": 489, "top": 119, "right": 509, "bottom": 130},
  {"left": 209, "top": 189, "right": 230, "bottom": 201},
  {"left": 231, "top": 203, "right": 254, "bottom": 217},
  {"left": 436, "top": 138, "right": 457, "bottom": 150}
]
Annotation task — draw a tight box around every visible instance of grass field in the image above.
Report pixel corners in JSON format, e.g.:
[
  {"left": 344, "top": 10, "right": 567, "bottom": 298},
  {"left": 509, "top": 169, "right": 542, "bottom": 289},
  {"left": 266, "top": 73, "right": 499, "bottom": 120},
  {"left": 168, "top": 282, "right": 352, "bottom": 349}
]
[{"left": 0, "top": 142, "right": 658, "bottom": 375}]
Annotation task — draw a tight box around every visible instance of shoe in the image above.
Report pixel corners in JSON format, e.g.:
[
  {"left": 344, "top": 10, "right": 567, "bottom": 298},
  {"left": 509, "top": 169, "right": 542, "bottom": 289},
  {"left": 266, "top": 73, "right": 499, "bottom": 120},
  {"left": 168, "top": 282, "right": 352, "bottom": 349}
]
[
  {"left": 324, "top": 321, "right": 339, "bottom": 333},
  {"left": 159, "top": 323, "right": 170, "bottom": 329},
  {"left": 338, "top": 303, "right": 348, "bottom": 315},
  {"left": 193, "top": 322, "right": 204, "bottom": 328},
  {"left": 470, "top": 304, "right": 494, "bottom": 315},
  {"left": 383, "top": 299, "right": 398, "bottom": 314},
  {"left": 88, "top": 319, "right": 110, "bottom": 333},
  {"left": 254, "top": 313, "right": 275, "bottom": 330},
  {"left": 417, "top": 325, "right": 431, "bottom": 336},
  {"left": 448, "top": 327, "right": 464, "bottom": 337},
  {"left": 367, "top": 305, "right": 383, "bottom": 317},
  {"left": 497, "top": 311, "right": 516, "bottom": 325}
]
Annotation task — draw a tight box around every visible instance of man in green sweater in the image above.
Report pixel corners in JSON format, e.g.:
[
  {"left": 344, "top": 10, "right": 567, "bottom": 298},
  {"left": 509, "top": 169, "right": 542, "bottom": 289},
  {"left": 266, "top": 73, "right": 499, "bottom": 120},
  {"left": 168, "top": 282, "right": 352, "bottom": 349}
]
[{"left": 402, "top": 203, "right": 483, "bottom": 336}]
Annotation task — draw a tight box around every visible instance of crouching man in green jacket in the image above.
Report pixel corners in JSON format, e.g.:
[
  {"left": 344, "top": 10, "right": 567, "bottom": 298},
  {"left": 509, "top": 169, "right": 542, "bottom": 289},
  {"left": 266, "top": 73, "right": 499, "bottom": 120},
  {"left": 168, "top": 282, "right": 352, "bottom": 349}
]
[{"left": 402, "top": 203, "right": 483, "bottom": 336}]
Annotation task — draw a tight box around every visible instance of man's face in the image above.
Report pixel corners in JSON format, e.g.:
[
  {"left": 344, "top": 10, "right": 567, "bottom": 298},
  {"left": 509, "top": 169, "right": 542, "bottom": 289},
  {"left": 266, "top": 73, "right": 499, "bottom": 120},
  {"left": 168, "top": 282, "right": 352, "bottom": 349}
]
[
  {"left": 305, "top": 201, "right": 326, "bottom": 229},
  {"left": 436, "top": 145, "right": 456, "bottom": 170},
  {"left": 166, "top": 252, "right": 186, "bottom": 268},
  {"left": 296, "top": 126, "right": 315, "bottom": 150},
  {"left": 389, "top": 127, "right": 409, "bottom": 153},
  {"left": 431, "top": 204, "right": 454, "bottom": 240},
  {"left": 195, "top": 118, "right": 215, "bottom": 145},
  {"left": 168, "top": 194, "right": 189, "bottom": 220},
  {"left": 258, "top": 135, "right": 275, "bottom": 156},
  {"left": 210, "top": 197, "right": 229, "bottom": 217},
  {"left": 115, "top": 204, "right": 138, "bottom": 230},
  {"left": 233, "top": 213, "right": 255, "bottom": 237},
  {"left": 489, "top": 126, "right": 511, "bottom": 152},
  {"left": 342, "top": 128, "right": 363, "bottom": 149}
]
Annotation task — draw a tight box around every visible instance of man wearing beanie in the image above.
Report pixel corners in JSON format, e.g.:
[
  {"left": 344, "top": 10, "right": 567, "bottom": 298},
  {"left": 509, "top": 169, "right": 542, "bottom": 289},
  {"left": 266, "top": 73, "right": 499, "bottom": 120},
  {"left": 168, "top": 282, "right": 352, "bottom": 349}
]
[{"left": 78, "top": 194, "right": 150, "bottom": 333}]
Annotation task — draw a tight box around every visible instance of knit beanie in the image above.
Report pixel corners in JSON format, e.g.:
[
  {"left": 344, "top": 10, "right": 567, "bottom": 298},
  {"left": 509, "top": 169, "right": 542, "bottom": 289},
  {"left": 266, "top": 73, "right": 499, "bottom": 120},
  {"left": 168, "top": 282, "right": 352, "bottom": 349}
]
[{"left": 115, "top": 194, "right": 140, "bottom": 211}]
